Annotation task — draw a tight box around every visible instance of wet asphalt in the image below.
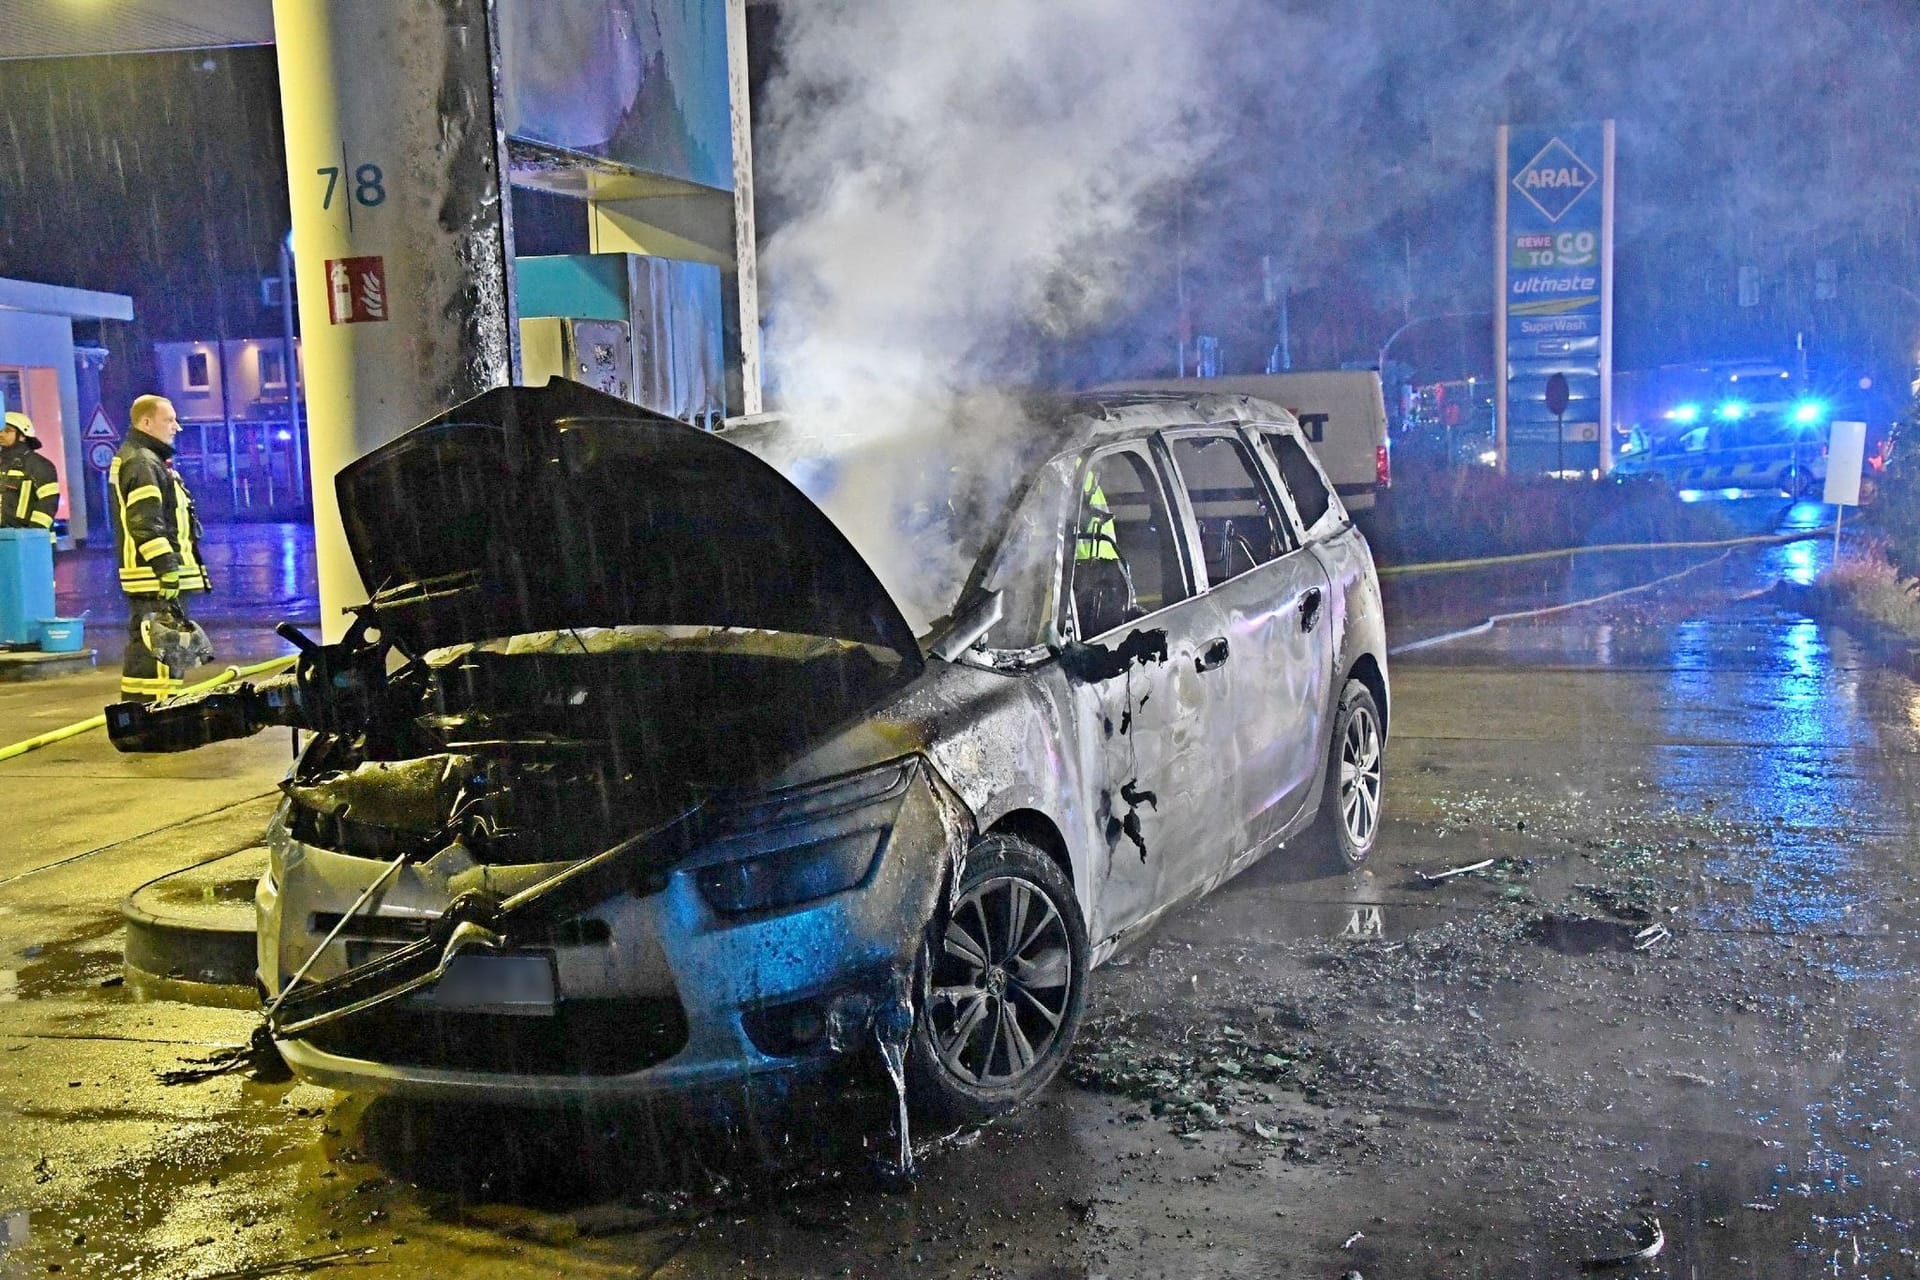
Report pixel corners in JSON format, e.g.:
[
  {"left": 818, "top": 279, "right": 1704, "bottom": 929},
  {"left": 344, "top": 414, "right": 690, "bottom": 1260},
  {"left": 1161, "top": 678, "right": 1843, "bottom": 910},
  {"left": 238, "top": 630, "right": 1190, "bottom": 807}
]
[{"left": 1, "top": 507, "right": 1917, "bottom": 1278}]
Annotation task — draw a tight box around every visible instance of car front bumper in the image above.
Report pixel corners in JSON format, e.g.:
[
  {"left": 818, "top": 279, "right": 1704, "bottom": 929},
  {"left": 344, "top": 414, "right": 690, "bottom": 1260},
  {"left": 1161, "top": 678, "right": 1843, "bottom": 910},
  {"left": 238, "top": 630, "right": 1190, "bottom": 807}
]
[{"left": 255, "top": 759, "right": 967, "bottom": 1106}]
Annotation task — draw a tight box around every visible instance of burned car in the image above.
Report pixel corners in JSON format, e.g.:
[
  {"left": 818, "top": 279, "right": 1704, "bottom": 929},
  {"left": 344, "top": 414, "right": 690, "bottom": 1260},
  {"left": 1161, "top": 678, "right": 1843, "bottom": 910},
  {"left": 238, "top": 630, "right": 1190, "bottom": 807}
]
[{"left": 108, "top": 380, "right": 1389, "bottom": 1123}]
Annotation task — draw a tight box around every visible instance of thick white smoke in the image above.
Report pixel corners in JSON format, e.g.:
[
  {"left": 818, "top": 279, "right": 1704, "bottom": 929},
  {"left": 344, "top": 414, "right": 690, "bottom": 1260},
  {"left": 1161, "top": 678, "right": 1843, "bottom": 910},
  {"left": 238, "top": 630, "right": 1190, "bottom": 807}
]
[
  {"left": 753, "top": 0, "right": 1251, "bottom": 631},
  {"left": 759, "top": 0, "right": 1243, "bottom": 406}
]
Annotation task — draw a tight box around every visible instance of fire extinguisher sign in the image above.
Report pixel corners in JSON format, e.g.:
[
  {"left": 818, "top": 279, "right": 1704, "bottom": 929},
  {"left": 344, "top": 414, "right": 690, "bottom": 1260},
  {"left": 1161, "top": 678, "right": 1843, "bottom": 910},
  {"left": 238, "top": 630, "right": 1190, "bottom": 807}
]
[{"left": 325, "top": 256, "right": 389, "bottom": 325}]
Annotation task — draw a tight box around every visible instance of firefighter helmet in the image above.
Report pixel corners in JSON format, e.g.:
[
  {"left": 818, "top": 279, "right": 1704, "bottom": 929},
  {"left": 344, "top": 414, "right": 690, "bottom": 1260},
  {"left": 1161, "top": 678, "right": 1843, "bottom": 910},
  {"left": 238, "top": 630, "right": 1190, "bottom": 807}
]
[{"left": 141, "top": 605, "right": 215, "bottom": 674}]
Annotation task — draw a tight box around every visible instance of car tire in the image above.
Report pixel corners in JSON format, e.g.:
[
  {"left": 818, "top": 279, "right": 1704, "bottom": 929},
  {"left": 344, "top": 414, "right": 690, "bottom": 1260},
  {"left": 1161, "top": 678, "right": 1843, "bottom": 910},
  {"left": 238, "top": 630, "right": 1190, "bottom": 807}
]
[
  {"left": 907, "top": 833, "right": 1089, "bottom": 1127},
  {"left": 1309, "top": 679, "right": 1386, "bottom": 870}
]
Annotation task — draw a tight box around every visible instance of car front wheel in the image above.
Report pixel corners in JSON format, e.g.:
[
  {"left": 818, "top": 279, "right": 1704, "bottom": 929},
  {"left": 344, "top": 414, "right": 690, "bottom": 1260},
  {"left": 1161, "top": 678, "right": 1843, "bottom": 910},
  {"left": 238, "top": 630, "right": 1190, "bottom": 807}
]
[
  {"left": 908, "top": 833, "right": 1088, "bottom": 1126},
  {"left": 1311, "top": 679, "right": 1386, "bottom": 869}
]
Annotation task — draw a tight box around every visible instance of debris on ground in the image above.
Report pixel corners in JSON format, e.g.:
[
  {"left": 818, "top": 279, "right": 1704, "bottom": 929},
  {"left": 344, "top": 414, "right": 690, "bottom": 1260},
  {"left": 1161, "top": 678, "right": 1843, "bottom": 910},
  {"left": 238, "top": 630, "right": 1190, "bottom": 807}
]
[
  {"left": 1579, "top": 1215, "right": 1665, "bottom": 1272},
  {"left": 1067, "top": 1021, "right": 1313, "bottom": 1135},
  {"left": 1413, "top": 857, "right": 1496, "bottom": 884},
  {"left": 1529, "top": 914, "right": 1659, "bottom": 956},
  {"left": 158, "top": 1024, "right": 291, "bottom": 1087},
  {"left": 1632, "top": 924, "right": 1672, "bottom": 951}
]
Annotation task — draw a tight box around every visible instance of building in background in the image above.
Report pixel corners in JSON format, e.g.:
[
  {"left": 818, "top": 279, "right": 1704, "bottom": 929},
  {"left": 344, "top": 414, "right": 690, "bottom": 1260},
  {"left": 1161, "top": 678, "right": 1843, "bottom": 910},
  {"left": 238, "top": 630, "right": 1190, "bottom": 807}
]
[
  {"left": 0, "top": 276, "right": 134, "bottom": 544},
  {"left": 151, "top": 336, "right": 306, "bottom": 520}
]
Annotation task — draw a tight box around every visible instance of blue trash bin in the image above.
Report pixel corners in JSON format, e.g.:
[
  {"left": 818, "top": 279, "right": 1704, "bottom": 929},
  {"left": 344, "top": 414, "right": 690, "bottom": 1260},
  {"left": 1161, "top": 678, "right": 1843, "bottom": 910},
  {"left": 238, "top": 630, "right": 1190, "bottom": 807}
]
[{"left": 0, "top": 529, "right": 55, "bottom": 647}]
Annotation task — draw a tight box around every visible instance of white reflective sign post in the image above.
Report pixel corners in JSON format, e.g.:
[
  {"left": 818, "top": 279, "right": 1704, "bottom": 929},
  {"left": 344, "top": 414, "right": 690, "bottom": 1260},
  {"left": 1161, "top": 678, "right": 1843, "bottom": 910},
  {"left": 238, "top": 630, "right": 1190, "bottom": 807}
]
[{"left": 1824, "top": 419, "right": 1868, "bottom": 559}]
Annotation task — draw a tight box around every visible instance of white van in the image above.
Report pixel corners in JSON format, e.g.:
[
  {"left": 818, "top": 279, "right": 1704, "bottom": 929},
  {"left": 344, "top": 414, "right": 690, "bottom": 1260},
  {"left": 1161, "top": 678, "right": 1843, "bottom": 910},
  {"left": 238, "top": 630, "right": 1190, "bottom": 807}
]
[{"left": 1105, "top": 372, "right": 1391, "bottom": 511}]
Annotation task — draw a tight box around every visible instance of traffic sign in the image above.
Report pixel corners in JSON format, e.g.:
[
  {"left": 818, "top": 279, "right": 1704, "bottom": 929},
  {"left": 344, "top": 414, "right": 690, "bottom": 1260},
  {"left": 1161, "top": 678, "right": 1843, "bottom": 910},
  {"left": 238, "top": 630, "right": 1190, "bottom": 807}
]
[
  {"left": 1544, "top": 373, "right": 1571, "bottom": 416},
  {"left": 88, "top": 441, "right": 117, "bottom": 472},
  {"left": 83, "top": 406, "right": 117, "bottom": 442},
  {"left": 1824, "top": 421, "right": 1867, "bottom": 508}
]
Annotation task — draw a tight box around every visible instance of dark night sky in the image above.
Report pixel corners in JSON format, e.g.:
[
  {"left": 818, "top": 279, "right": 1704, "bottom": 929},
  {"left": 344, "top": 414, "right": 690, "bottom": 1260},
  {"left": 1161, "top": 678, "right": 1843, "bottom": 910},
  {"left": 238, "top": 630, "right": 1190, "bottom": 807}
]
[{"left": 0, "top": 46, "right": 290, "bottom": 425}]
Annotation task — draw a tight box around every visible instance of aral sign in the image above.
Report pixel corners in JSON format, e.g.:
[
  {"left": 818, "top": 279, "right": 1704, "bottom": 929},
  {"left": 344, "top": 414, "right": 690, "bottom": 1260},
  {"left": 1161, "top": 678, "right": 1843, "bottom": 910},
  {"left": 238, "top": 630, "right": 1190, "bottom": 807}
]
[{"left": 1496, "top": 122, "right": 1615, "bottom": 475}]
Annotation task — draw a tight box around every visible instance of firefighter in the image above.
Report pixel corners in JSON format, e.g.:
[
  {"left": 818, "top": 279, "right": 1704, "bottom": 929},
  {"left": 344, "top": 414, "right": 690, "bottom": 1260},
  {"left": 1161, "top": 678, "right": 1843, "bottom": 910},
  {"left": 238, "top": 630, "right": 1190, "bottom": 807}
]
[
  {"left": 0, "top": 411, "right": 60, "bottom": 533},
  {"left": 1075, "top": 462, "right": 1120, "bottom": 561},
  {"left": 111, "top": 395, "right": 209, "bottom": 703}
]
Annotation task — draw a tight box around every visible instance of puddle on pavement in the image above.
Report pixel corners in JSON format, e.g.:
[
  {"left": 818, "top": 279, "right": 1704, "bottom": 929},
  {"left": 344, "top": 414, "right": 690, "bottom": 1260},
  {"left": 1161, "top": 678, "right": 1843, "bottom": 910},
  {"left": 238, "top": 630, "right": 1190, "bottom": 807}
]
[
  {"left": 1524, "top": 1106, "right": 1920, "bottom": 1280},
  {"left": 142, "top": 874, "right": 259, "bottom": 909},
  {"left": 1180, "top": 893, "right": 1468, "bottom": 948},
  {"left": 4, "top": 916, "right": 126, "bottom": 1001},
  {"left": 6, "top": 1084, "right": 352, "bottom": 1280}
]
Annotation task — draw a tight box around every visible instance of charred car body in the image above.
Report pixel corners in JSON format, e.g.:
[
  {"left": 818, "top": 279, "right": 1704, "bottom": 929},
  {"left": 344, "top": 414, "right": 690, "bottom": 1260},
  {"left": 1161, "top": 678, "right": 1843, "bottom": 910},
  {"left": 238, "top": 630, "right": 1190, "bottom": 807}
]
[{"left": 109, "top": 380, "right": 1389, "bottom": 1122}]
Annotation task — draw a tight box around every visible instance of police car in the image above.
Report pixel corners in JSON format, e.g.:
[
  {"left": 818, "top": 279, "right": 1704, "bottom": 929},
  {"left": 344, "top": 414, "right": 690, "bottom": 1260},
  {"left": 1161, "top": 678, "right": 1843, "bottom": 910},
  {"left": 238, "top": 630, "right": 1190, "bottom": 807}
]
[{"left": 1614, "top": 394, "right": 1830, "bottom": 499}]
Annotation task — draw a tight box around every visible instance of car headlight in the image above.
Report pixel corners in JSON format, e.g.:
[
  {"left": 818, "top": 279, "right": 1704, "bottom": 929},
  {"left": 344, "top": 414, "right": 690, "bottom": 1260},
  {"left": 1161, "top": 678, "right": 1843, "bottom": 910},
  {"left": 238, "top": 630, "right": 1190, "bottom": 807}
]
[{"left": 695, "top": 760, "right": 916, "bottom": 916}]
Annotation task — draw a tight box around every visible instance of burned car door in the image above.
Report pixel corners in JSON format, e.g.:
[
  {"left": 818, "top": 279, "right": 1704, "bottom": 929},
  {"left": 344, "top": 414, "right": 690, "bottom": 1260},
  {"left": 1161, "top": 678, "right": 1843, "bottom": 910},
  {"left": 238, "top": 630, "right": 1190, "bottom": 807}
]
[
  {"left": 1162, "top": 428, "right": 1333, "bottom": 865},
  {"left": 1060, "top": 443, "right": 1225, "bottom": 937}
]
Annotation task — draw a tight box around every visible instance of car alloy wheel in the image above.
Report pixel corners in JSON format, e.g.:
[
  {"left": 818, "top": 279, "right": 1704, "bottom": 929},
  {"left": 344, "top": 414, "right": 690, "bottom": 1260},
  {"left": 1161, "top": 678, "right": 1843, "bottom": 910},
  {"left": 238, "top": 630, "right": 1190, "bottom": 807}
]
[
  {"left": 928, "top": 875, "right": 1073, "bottom": 1086},
  {"left": 1312, "top": 679, "right": 1386, "bottom": 869},
  {"left": 908, "top": 834, "right": 1088, "bottom": 1125},
  {"left": 1338, "top": 700, "right": 1383, "bottom": 850}
]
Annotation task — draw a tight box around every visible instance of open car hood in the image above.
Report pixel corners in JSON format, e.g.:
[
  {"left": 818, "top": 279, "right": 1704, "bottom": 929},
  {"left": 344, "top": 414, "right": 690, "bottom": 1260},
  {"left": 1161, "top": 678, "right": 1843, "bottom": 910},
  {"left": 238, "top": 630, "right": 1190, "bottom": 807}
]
[{"left": 336, "top": 381, "right": 924, "bottom": 667}]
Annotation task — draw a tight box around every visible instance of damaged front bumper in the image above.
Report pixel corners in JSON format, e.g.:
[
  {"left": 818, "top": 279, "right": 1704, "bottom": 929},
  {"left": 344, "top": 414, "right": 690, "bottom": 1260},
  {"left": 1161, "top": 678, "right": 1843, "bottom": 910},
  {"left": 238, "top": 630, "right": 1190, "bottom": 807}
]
[{"left": 256, "top": 756, "right": 969, "bottom": 1105}]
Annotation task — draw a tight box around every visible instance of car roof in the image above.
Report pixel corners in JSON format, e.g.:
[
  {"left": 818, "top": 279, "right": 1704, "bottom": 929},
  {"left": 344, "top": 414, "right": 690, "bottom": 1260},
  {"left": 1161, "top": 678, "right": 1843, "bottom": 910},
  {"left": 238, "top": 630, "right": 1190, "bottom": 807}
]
[{"left": 1045, "top": 390, "right": 1300, "bottom": 449}]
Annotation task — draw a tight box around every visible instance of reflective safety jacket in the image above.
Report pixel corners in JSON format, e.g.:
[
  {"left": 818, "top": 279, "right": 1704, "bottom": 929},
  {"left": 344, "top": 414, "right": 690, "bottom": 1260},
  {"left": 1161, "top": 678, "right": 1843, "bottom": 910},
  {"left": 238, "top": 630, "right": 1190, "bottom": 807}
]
[
  {"left": 110, "top": 429, "right": 208, "bottom": 596},
  {"left": 1075, "top": 466, "right": 1119, "bottom": 562},
  {"left": 0, "top": 442, "right": 59, "bottom": 531}
]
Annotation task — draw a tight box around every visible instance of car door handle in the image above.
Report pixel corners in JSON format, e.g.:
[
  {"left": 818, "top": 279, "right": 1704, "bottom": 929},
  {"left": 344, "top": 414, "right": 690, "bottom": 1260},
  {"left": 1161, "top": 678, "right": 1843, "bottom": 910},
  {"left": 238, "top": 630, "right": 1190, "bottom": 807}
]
[
  {"left": 1298, "top": 587, "right": 1324, "bottom": 633},
  {"left": 1195, "top": 637, "right": 1230, "bottom": 672}
]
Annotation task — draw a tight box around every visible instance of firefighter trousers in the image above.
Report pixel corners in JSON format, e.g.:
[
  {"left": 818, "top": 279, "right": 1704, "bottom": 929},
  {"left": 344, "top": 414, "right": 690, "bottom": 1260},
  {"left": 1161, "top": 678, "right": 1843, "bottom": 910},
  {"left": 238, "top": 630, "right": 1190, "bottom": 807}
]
[{"left": 121, "top": 596, "right": 187, "bottom": 703}]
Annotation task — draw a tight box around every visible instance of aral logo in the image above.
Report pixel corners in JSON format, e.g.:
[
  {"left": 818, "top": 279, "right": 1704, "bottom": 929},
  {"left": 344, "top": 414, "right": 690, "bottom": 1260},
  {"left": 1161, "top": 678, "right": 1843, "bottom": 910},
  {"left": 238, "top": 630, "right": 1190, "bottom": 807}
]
[{"left": 1512, "top": 138, "right": 1597, "bottom": 223}]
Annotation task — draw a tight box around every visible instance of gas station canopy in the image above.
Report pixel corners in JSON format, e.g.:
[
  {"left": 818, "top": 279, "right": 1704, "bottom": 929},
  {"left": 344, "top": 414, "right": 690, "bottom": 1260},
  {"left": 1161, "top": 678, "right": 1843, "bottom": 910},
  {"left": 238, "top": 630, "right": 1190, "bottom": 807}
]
[{"left": 0, "top": 0, "right": 273, "bottom": 60}]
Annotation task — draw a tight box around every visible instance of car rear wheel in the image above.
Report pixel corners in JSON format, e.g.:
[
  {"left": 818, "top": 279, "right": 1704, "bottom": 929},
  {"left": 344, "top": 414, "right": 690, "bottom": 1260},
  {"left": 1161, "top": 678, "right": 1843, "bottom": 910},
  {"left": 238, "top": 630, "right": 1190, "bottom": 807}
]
[
  {"left": 908, "top": 834, "right": 1088, "bottom": 1126},
  {"left": 1310, "top": 679, "right": 1385, "bottom": 870}
]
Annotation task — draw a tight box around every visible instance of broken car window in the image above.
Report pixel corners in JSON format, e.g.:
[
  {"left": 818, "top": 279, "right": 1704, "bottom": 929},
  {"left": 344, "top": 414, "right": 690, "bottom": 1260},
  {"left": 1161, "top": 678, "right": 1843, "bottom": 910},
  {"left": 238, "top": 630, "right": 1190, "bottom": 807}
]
[
  {"left": 1263, "top": 429, "right": 1336, "bottom": 534},
  {"left": 978, "top": 457, "right": 1073, "bottom": 652},
  {"left": 1069, "top": 447, "right": 1189, "bottom": 638},
  {"left": 1165, "top": 431, "right": 1293, "bottom": 587}
]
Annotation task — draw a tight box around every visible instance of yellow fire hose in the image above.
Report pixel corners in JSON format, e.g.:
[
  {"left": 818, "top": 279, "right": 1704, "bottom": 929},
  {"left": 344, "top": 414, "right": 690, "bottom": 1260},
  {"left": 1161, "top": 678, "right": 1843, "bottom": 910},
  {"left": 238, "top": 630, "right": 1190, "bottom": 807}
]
[
  {"left": 0, "top": 528, "right": 1836, "bottom": 760},
  {"left": 0, "top": 654, "right": 296, "bottom": 765},
  {"left": 1377, "top": 525, "right": 1832, "bottom": 577},
  {"left": 1385, "top": 523, "right": 1839, "bottom": 655}
]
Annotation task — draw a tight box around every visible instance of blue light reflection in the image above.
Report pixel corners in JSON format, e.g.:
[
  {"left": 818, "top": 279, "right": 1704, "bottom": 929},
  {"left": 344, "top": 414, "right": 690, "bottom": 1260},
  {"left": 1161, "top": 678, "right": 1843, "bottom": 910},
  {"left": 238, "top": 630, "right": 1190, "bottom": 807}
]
[{"left": 1662, "top": 616, "right": 1871, "bottom": 936}]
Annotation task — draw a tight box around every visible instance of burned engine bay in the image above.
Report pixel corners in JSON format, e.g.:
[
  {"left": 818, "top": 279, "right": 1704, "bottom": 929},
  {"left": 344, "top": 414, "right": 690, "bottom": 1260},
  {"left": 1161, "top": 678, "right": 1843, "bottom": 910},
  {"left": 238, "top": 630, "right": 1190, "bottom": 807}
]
[
  {"left": 106, "top": 614, "right": 923, "bottom": 1038},
  {"left": 281, "top": 625, "right": 912, "bottom": 867}
]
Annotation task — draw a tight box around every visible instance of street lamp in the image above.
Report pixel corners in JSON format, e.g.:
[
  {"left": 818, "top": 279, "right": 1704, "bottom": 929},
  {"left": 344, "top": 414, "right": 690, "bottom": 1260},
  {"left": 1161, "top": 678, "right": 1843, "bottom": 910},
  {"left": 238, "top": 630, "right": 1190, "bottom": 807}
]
[{"left": 1375, "top": 310, "right": 1491, "bottom": 376}]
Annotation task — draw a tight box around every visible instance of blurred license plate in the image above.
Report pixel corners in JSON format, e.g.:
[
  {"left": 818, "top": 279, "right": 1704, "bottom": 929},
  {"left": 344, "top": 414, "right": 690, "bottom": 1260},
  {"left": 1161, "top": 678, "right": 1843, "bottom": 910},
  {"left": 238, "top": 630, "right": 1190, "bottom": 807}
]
[{"left": 410, "top": 953, "right": 556, "bottom": 1017}]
